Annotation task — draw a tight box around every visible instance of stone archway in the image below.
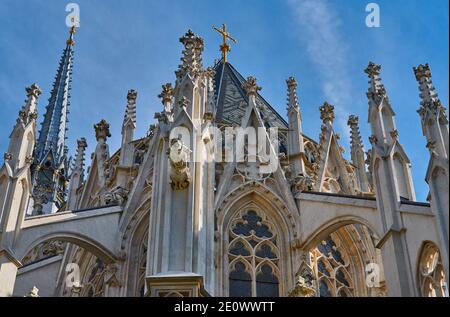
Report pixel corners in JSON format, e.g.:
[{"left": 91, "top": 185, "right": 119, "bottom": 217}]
[
  {"left": 296, "top": 218, "right": 385, "bottom": 297},
  {"left": 417, "top": 241, "right": 448, "bottom": 297}
]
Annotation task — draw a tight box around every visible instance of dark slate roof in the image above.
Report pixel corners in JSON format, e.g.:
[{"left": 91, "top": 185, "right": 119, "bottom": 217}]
[{"left": 213, "top": 60, "right": 288, "bottom": 129}]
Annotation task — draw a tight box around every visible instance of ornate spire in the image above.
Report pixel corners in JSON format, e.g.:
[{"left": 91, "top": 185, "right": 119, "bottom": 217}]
[
  {"left": 348, "top": 115, "right": 363, "bottom": 147},
  {"left": 348, "top": 115, "right": 370, "bottom": 193},
  {"left": 285, "top": 76, "right": 305, "bottom": 179},
  {"left": 35, "top": 27, "right": 76, "bottom": 164},
  {"left": 73, "top": 138, "right": 87, "bottom": 173},
  {"left": 414, "top": 63, "right": 449, "bottom": 160},
  {"left": 123, "top": 89, "right": 137, "bottom": 129},
  {"left": 319, "top": 102, "right": 335, "bottom": 123},
  {"left": 30, "top": 28, "right": 77, "bottom": 215},
  {"left": 176, "top": 30, "right": 204, "bottom": 79},
  {"left": 18, "top": 84, "right": 41, "bottom": 126},
  {"left": 365, "top": 62, "right": 388, "bottom": 106},
  {"left": 414, "top": 63, "right": 447, "bottom": 120},
  {"left": 286, "top": 77, "right": 300, "bottom": 111}
]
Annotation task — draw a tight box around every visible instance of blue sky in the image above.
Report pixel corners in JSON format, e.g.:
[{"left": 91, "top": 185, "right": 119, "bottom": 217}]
[{"left": 0, "top": 0, "right": 448, "bottom": 201}]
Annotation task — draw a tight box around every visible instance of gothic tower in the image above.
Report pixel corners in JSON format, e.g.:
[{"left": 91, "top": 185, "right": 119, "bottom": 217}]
[
  {"left": 30, "top": 27, "right": 76, "bottom": 215},
  {"left": 365, "top": 62, "right": 416, "bottom": 296}
]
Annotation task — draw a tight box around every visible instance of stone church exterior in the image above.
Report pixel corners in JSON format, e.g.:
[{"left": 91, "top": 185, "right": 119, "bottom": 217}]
[{"left": 0, "top": 26, "right": 448, "bottom": 298}]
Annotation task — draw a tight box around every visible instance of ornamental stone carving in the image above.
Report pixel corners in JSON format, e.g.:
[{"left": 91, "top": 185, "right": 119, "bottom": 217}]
[
  {"left": 158, "top": 83, "right": 174, "bottom": 105},
  {"left": 94, "top": 119, "right": 111, "bottom": 141},
  {"left": 320, "top": 102, "right": 335, "bottom": 123},
  {"left": 292, "top": 174, "right": 314, "bottom": 194},
  {"left": 104, "top": 186, "right": 129, "bottom": 206},
  {"left": 364, "top": 62, "right": 381, "bottom": 77},
  {"left": 168, "top": 138, "right": 191, "bottom": 190},
  {"left": 242, "top": 76, "right": 262, "bottom": 97}
]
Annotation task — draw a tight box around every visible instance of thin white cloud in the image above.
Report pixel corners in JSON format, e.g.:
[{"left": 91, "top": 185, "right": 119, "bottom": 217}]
[{"left": 287, "top": 0, "right": 352, "bottom": 136}]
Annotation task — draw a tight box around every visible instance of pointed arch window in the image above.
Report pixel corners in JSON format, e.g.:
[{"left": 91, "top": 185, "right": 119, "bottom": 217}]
[
  {"left": 228, "top": 210, "right": 281, "bottom": 297},
  {"left": 419, "top": 243, "right": 448, "bottom": 297},
  {"left": 311, "top": 236, "right": 355, "bottom": 297}
]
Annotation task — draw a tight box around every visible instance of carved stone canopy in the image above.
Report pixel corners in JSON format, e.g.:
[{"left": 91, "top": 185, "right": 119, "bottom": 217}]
[
  {"left": 365, "top": 62, "right": 381, "bottom": 78},
  {"left": 94, "top": 119, "right": 111, "bottom": 141},
  {"left": 242, "top": 76, "right": 262, "bottom": 97},
  {"left": 320, "top": 102, "right": 335, "bottom": 123}
]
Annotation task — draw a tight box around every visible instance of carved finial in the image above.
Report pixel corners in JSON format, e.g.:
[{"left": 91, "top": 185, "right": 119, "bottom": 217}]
[
  {"left": 320, "top": 102, "right": 335, "bottom": 123},
  {"left": 286, "top": 77, "right": 300, "bottom": 110},
  {"left": 348, "top": 115, "right": 364, "bottom": 148},
  {"left": 158, "top": 83, "right": 174, "bottom": 105},
  {"left": 413, "top": 63, "right": 446, "bottom": 120},
  {"left": 242, "top": 76, "right": 261, "bottom": 97},
  {"left": 365, "top": 62, "right": 388, "bottom": 105},
  {"left": 94, "top": 119, "right": 111, "bottom": 141},
  {"left": 365, "top": 62, "right": 381, "bottom": 78},
  {"left": 413, "top": 63, "right": 432, "bottom": 81},
  {"left": 389, "top": 129, "right": 399, "bottom": 140},
  {"left": 127, "top": 89, "right": 137, "bottom": 103},
  {"left": 177, "top": 29, "right": 204, "bottom": 78},
  {"left": 347, "top": 115, "right": 358, "bottom": 127},
  {"left": 123, "top": 89, "right": 137, "bottom": 128},
  {"left": 26, "top": 83, "right": 42, "bottom": 98},
  {"left": 77, "top": 138, "right": 87, "bottom": 152}
]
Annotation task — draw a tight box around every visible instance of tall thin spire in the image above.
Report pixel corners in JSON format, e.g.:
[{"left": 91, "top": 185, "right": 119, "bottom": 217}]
[
  {"left": 30, "top": 27, "right": 77, "bottom": 215},
  {"left": 35, "top": 27, "right": 75, "bottom": 163},
  {"left": 347, "top": 115, "right": 370, "bottom": 193},
  {"left": 286, "top": 77, "right": 305, "bottom": 177}
]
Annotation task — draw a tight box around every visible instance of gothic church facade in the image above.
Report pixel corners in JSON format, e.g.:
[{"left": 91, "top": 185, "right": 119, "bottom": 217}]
[{"left": 0, "top": 26, "right": 448, "bottom": 297}]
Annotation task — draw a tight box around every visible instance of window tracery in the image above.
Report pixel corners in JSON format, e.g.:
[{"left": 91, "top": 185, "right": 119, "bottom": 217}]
[
  {"left": 81, "top": 257, "right": 106, "bottom": 297},
  {"left": 137, "top": 232, "right": 148, "bottom": 297},
  {"left": 228, "top": 210, "right": 281, "bottom": 297},
  {"left": 310, "top": 235, "right": 354, "bottom": 297},
  {"left": 419, "top": 243, "right": 448, "bottom": 297}
]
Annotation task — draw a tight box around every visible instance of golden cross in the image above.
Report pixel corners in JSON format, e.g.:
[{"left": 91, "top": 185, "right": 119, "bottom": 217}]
[
  {"left": 66, "top": 26, "right": 76, "bottom": 46},
  {"left": 212, "top": 24, "right": 237, "bottom": 63}
]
